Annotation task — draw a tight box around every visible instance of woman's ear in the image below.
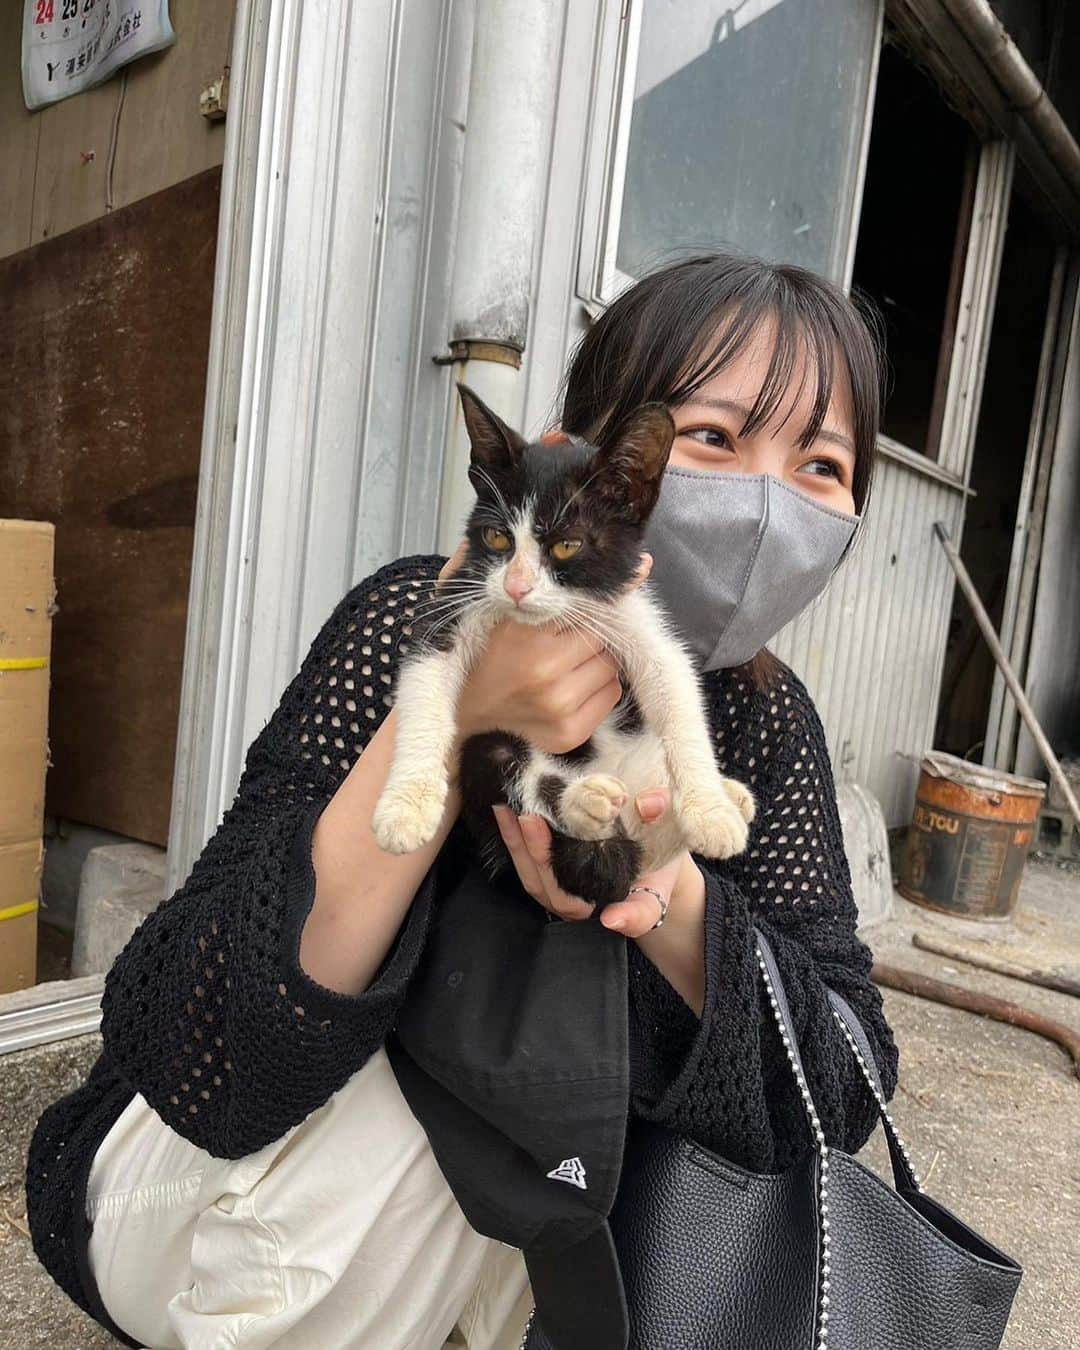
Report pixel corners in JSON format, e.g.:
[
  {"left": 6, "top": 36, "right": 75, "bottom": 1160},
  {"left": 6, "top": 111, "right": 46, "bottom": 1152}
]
[
  {"left": 592, "top": 403, "right": 674, "bottom": 524},
  {"left": 458, "top": 383, "right": 528, "bottom": 472}
]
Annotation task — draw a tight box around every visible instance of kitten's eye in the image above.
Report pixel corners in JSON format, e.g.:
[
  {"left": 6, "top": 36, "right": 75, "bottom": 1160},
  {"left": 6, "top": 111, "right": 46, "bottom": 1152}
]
[
  {"left": 550, "top": 539, "right": 582, "bottom": 562},
  {"left": 481, "top": 527, "right": 512, "bottom": 553}
]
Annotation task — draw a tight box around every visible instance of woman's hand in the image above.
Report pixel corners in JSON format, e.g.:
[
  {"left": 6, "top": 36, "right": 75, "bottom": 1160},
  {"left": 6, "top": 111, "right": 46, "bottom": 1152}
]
[
  {"left": 492, "top": 788, "right": 709, "bottom": 1012},
  {"left": 441, "top": 543, "right": 652, "bottom": 757},
  {"left": 490, "top": 789, "right": 677, "bottom": 928}
]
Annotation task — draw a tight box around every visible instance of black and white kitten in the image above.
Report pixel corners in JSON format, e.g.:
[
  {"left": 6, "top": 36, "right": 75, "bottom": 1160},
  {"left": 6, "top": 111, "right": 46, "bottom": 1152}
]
[{"left": 371, "top": 384, "right": 755, "bottom": 909}]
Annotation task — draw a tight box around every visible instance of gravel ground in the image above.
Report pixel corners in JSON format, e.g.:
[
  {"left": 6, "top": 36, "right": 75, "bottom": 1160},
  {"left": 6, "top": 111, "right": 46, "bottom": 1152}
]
[
  {"left": 0, "top": 1035, "right": 117, "bottom": 1348},
  {"left": 1, "top": 859, "right": 1077, "bottom": 1349},
  {"left": 862, "top": 858, "right": 1080, "bottom": 1350}
]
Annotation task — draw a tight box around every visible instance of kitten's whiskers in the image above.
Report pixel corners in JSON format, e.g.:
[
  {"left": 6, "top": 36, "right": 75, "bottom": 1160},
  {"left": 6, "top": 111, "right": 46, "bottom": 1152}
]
[{"left": 470, "top": 465, "right": 512, "bottom": 521}]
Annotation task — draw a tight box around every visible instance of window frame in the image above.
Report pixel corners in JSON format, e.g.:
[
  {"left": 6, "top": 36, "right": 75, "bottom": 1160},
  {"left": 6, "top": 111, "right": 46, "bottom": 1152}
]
[{"left": 575, "top": 0, "right": 886, "bottom": 308}]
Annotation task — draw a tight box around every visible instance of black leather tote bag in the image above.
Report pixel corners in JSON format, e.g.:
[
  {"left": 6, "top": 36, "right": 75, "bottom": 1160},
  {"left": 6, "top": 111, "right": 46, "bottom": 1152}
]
[{"left": 525, "top": 929, "right": 1021, "bottom": 1350}]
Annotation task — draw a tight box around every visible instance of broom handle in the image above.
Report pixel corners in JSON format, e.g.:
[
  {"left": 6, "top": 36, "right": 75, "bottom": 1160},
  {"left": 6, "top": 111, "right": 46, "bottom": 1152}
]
[{"left": 934, "top": 522, "right": 1080, "bottom": 830}]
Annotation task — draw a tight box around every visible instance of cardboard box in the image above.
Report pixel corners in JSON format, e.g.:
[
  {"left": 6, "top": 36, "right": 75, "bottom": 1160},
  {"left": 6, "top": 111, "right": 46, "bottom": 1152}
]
[{"left": 0, "top": 519, "right": 55, "bottom": 993}]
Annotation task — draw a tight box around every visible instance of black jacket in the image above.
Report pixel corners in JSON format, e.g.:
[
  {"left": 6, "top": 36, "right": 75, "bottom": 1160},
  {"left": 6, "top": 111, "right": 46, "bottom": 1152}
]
[{"left": 26, "top": 553, "right": 898, "bottom": 1343}]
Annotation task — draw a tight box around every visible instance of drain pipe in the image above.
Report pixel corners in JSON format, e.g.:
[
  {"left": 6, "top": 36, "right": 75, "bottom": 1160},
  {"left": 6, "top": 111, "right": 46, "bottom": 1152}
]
[
  {"left": 435, "top": 0, "right": 564, "bottom": 555},
  {"left": 941, "top": 0, "right": 1080, "bottom": 208}
]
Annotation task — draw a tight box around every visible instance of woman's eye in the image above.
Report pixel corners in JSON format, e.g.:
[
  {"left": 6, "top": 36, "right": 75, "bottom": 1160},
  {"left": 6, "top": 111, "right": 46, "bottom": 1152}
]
[
  {"left": 682, "top": 427, "right": 734, "bottom": 451},
  {"left": 800, "top": 457, "right": 842, "bottom": 480},
  {"left": 550, "top": 538, "right": 582, "bottom": 562},
  {"left": 481, "top": 526, "right": 512, "bottom": 552}
]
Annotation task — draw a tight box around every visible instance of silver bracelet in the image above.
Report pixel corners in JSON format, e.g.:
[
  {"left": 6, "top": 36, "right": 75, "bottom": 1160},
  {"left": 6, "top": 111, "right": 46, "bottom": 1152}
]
[{"left": 628, "top": 885, "right": 669, "bottom": 930}]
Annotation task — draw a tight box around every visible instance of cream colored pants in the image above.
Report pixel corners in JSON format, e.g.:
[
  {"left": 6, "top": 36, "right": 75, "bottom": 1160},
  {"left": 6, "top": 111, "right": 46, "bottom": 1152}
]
[{"left": 86, "top": 1047, "right": 532, "bottom": 1350}]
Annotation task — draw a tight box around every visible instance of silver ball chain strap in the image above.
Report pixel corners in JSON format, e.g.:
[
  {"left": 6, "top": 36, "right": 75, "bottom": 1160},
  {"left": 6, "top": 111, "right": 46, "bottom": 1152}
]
[
  {"left": 755, "top": 946, "right": 833, "bottom": 1350},
  {"left": 830, "top": 1007, "right": 921, "bottom": 1191},
  {"left": 757, "top": 935, "right": 921, "bottom": 1350}
]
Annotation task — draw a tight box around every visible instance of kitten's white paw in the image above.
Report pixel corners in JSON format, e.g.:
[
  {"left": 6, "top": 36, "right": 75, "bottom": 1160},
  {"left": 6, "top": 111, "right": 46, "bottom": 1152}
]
[
  {"left": 561, "top": 773, "right": 628, "bottom": 840},
  {"left": 721, "top": 777, "right": 756, "bottom": 824},
  {"left": 372, "top": 777, "right": 448, "bottom": 853},
  {"left": 676, "top": 784, "right": 749, "bottom": 860}
]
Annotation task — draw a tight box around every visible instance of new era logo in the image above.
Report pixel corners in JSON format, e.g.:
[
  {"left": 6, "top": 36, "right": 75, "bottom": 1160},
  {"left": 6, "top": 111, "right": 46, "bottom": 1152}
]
[{"left": 546, "top": 1156, "right": 587, "bottom": 1190}]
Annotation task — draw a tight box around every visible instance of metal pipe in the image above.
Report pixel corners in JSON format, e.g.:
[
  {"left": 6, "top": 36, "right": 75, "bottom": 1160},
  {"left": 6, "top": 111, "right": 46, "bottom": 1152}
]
[
  {"left": 872, "top": 961, "right": 1080, "bottom": 1079},
  {"left": 941, "top": 0, "right": 1080, "bottom": 208},
  {"left": 436, "top": 0, "right": 565, "bottom": 553},
  {"left": 933, "top": 522, "right": 1080, "bottom": 829},
  {"left": 447, "top": 0, "right": 564, "bottom": 352},
  {"left": 912, "top": 932, "right": 1080, "bottom": 999}
]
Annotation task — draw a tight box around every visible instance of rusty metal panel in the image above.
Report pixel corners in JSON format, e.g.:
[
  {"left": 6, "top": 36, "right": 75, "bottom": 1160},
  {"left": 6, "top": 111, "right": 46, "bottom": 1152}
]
[
  {"left": 0, "top": 169, "right": 222, "bottom": 847},
  {"left": 771, "top": 449, "right": 967, "bottom": 826}
]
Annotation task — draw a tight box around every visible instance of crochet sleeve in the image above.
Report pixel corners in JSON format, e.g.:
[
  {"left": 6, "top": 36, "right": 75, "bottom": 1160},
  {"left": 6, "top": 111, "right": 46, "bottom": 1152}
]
[
  {"left": 628, "top": 668, "right": 899, "bottom": 1172},
  {"left": 100, "top": 555, "right": 445, "bottom": 1158}
]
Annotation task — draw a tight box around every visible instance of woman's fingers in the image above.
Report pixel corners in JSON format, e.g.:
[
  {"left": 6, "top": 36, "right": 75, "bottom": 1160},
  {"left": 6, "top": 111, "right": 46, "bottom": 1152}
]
[
  {"left": 493, "top": 806, "right": 592, "bottom": 921},
  {"left": 599, "top": 891, "right": 666, "bottom": 937},
  {"left": 437, "top": 539, "right": 469, "bottom": 589},
  {"left": 634, "top": 786, "right": 670, "bottom": 823},
  {"left": 564, "top": 675, "right": 623, "bottom": 741},
  {"left": 550, "top": 651, "right": 622, "bottom": 718},
  {"left": 630, "top": 551, "right": 653, "bottom": 588},
  {"left": 515, "top": 815, "right": 594, "bottom": 920},
  {"left": 492, "top": 806, "right": 547, "bottom": 902},
  {"left": 539, "top": 626, "right": 613, "bottom": 678},
  {"left": 600, "top": 848, "right": 685, "bottom": 938}
]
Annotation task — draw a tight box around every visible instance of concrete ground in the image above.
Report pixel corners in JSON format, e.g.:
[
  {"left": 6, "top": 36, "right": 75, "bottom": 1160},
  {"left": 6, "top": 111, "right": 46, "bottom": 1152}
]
[
  {"left": 1, "top": 859, "right": 1077, "bottom": 1349},
  {"left": 862, "top": 857, "right": 1080, "bottom": 1350}
]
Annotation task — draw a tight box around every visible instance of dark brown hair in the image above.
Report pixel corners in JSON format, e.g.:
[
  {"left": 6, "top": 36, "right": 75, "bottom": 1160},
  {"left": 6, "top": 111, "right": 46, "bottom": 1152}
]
[{"left": 557, "top": 251, "right": 884, "bottom": 688}]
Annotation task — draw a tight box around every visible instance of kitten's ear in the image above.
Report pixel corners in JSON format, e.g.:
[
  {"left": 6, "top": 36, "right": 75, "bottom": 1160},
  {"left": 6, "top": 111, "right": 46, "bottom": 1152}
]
[
  {"left": 593, "top": 403, "right": 675, "bottom": 524},
  {"left": 458, "top": 383, "right": 527, "bottom": 471}
]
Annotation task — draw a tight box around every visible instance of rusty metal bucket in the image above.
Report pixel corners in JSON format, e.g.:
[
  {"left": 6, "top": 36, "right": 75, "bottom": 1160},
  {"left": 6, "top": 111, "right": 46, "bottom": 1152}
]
[{"left": 899, "top": 752, "right": 1046, "bottom": 921}]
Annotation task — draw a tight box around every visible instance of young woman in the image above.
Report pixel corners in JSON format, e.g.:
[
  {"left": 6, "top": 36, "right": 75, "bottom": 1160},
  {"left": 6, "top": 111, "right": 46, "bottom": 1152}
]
[{"left": 27, "top": 253, "right": 897, "bottom": 1350}]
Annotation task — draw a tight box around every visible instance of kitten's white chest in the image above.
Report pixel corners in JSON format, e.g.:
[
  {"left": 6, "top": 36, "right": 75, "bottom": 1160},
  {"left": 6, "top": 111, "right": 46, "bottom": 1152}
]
[
  {"left": 585, "top": 719, "right": 687, "bottom": 871},
  {"left": 590, "top": 720, "right": 670, "bottom": 794}
]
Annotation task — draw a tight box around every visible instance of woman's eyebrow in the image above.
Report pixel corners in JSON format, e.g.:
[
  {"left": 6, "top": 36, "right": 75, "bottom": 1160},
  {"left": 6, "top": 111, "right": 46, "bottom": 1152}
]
[{"left": 678, "top": 394, "right": 855, "bottom": 454}]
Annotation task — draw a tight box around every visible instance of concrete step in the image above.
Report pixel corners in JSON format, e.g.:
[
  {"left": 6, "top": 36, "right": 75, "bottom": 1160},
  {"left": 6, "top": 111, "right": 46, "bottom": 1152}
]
[{"left": 71, "top": 843, "right": 167, "bottom": 978}]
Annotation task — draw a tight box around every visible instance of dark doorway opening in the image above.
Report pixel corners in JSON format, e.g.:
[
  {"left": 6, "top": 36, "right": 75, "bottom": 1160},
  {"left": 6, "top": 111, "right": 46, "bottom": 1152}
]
[
  {"left": 934, "top": 183, "right": 1058, "bottom": 761},
  {"left": 849, "top": 42, "right": 977, "bottom": 457}
]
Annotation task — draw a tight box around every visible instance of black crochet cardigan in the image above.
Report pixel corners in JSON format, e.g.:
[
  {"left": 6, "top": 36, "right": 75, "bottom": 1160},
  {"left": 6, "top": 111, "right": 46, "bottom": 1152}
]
[{"left": 26, "top": 554, "right": 898, "bottom": 1341}]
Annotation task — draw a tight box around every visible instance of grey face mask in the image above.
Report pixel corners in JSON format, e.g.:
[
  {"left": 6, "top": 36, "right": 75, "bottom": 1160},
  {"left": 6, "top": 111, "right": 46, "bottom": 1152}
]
[{"left": 641, "top": 469, "right": 859, "bottom": 670}]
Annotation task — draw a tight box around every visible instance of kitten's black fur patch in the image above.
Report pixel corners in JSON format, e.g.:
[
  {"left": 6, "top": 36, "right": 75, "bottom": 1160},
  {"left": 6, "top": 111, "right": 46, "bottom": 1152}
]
[
  {"left": 456, "top": 730, "right": 532, "bottom": 879},
  {"left": 537, "top": 774, "right": 566, "bottom": 815},
  {"left": 549, "top": 829, "right": 643, "bottom": 914},
  {"left": 612, "top": 688, "right": 644, "bottom": 735},
  {"left": 554, "top": 736, "right": 596, "bottom": 767}
]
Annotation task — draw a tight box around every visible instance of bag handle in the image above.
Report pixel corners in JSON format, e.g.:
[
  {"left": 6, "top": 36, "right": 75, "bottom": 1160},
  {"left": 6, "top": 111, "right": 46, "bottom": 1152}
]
[{"left": 753, "top": 929, "right": 920, "bottom": 1194}]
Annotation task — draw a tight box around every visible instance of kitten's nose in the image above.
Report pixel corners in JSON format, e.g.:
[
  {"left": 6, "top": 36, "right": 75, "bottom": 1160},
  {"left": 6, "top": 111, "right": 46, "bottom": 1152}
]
[{"left": 504, "top": 570, "right": 534, "bottom": 604}]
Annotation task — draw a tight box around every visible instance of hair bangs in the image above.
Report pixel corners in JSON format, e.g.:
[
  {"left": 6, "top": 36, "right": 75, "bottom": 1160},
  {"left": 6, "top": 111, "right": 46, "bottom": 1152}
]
[
  {"left": 559, "top": 252, "right": 883, "bottom": 515},
  {"left": 671, "top": 282, "right": 839, "bottom": 454}
]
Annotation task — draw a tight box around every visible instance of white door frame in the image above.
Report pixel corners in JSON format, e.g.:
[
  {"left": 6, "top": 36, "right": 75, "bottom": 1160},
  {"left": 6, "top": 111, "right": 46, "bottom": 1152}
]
[{"left": 169, "top": 0, "right": 475, "bottom": 896}]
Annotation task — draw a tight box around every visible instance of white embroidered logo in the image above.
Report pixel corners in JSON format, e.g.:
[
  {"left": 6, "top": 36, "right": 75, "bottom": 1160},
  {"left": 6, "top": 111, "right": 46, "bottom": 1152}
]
[{"left": 546, "top": 1157, "right": 587, "bottom": 1190}]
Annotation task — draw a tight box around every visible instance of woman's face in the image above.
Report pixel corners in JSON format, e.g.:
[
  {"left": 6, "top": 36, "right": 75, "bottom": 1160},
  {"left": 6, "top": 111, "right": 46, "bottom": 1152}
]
[{"left": 667, "top": 321, "right": 858, "bottom": 517}]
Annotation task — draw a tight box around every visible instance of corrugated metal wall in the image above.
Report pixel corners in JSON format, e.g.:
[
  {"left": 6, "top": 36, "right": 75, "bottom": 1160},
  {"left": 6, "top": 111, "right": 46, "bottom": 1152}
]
[{"left": 772, "top": 450, "right": 965, "bottom": 825}]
